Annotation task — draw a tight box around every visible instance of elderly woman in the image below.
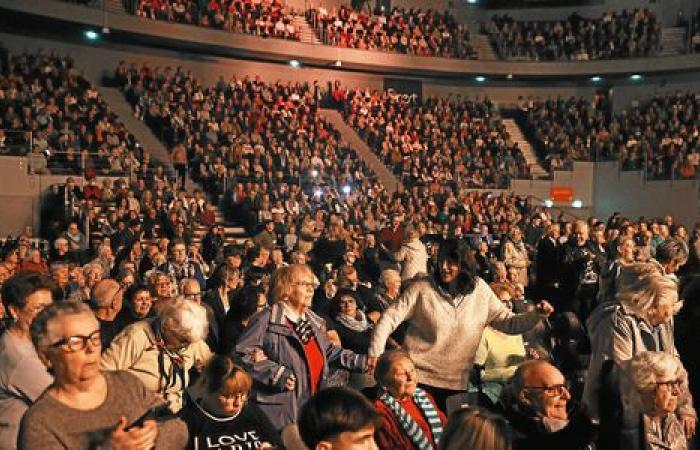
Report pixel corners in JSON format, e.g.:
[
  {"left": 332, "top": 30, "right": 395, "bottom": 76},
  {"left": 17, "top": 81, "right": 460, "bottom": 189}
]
[
  {"left": 597, "top": 235, "right": 638, "bottom": 305},
  {"left": 627, "top": 352, "right": 688, "bottom": 450},
  {"left": 101, "top": 296, "right": 212, "bottom": 412},
  {"left": 236, "top": 264, "right": 368, "bottom": 430},
  {"left": 19, "top": 301, "right": 188, "bottom": 449},
  {"left": 181, "top": 355, "right": 282, "bottom": 450},
  {"left": 368, "top": 268, "right": 402, "bottom": 324},
  {"left": 585, "top": 262, "right": 696, "bottom": 449},
  {"left": 374, "top": 349, "right": 447, "bottom": 450},
  {"left": 113, "top": 283, "right": 155, "bottom": 335},
  {"left": 0, "top": 272, "right": 54, "bottom": 449}
]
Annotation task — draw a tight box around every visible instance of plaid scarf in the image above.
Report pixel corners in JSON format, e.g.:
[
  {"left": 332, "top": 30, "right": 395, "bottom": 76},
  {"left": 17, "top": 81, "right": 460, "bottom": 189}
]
[{"left": 379, "top": 387, "right": 442, "bottom": 450}]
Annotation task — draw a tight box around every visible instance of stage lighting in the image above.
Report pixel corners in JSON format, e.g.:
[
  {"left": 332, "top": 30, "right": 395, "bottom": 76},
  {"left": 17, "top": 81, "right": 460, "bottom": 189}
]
[
  {"left": 289, "top": 60, "right": 301, "bottom": 68},
  {"left": 84, "top": 30, "right": 99, "bottom": 40},
  {"left": 342, "top": 185, "right": 351, "bottom": 195},
  {"left": 572, "top": 199, "right": 583, "bottom": 208},
  {"left": 544, "top": 200, "right": 553, "bottom": 208},
  {"left": 590, "top": 76, "right": 602, "bottom": 82},
  {"left": 475, "top": 76, "right": 486, "bottom": 82},
  {"left": 630, "top": 74, "right": 642, "bottom": 81}
]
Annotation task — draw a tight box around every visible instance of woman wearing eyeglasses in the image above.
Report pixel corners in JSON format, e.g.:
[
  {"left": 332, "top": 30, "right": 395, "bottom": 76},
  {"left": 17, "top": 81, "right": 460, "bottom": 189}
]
[
  {"left": 181, "top": 355, "right": 282, "bottom": 450},
  {"left": 626, "top": 351, "right": 688, "bottom": 450},
  {"left": 19, "top": 301, "right": 188, "bottom": 449},
  {"left": 101, "top": 296, "right": 212, "bottom": 413},
  {"left": 236, "top": 264, "right": 368, "bottom": 430},
  {"left": 0, "top": 273, "right": 54, "bottom": 450}
]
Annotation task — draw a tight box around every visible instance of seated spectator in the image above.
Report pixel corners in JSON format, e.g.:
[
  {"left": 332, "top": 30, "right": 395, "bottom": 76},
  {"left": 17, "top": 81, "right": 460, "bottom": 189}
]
[
  {"left": 113, "top": 283, "right": 155, "bottom": 334},
  {"left": 0, "top": 272, "right": 54, "bottom": 448},
  {"left": 100, "top": 296, "right": 213, "bottom": 412},
  {"left": 298, "top": 386, "right": 382, "bottom": 450},
  {"left": 504, "top": 360, "right": 597, "bottom": 449},
  {"left": 438, "top": 407, "right": 512, "bottom": 450},
  {"left": 626, "top": 351, "right": 689, "bottom": 450},
  {"left": 373, "top": 349, "right": 447, "bottom": 450},
  {"left": 19, "top": 301, "right": 188, "bottom": 449},
  {"left": 473, "top": 283, "right": 528, "bottom": 405},
  {"left": 386, "top": 225, "right": 428, "bottom": 281},
  {"left": 181, "top": 355, "right": 282, "bottom": 449},
  {"left": 91, "top": 278, "right": 125, "bottom": 349}
]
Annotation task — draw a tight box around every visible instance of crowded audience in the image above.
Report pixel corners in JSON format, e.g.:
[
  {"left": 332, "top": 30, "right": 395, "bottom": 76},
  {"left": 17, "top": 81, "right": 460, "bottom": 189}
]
[
  {"left": 135, "top": 0, "right": 301, "bottom": 41},
  {"left": 307, "top": 5, "right": 475, "bottom": 59},
  {"left": 521, "top": 91, "right": 700, "bottom": 179},
  {"left": 486, "top": 9, "right": 661, "bottom": 61}
]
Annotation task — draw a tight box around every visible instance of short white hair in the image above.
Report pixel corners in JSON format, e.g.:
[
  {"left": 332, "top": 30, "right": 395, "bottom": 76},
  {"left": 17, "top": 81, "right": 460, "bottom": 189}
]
[
  {"left": 628, "top": 351, "right": 686, "bottom": 393},
  {"left": 617, "top": 263, "right": 681, "bottom": 322},
  {"left": 159, "top": 297, "right": 208, "bottom": 344},
  {"left": 380, "top": 269, "right": 401, "bottom": 287}
]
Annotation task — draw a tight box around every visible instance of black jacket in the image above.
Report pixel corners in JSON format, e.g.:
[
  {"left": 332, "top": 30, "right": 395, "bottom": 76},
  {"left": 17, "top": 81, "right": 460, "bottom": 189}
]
[{"left": 507, "top": 402, "right": 597, "bottom": 450}]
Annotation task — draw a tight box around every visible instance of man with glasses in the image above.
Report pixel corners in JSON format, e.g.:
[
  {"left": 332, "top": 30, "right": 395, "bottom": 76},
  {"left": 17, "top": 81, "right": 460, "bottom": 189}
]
[
  {"left": 505, "top": 360, "right": 597, "bottom": 448},
  {"left": 159, "top": 239, "right": 206, "bottom": 291},
  {"left": 90, "top": 278, "right": 124, "bottom": 349}
]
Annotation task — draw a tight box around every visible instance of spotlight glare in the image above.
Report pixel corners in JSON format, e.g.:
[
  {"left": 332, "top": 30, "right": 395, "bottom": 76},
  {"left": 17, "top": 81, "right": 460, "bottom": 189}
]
[
  {"left": 84, "top": 30, "right": 99, "bottom": 40},
  {"left": 342, "top": 185, "right": 351, "bottom": 195},
  {"left": 630, "top": 74, "right": 642, "bottom": 80},
  {"left": 289, "top": 60, "right": 301, "bottom": 68},
  {"left": 572, "top": 199, "right": 583, "bottom": 208},
  {"left": 314, "top": 189, "right": 323, "bottom": 198},
  {"left": 544, "top": 200, "right": 554, "bottom": 208},
  {"left": 475, "top": 76, "right": 486, "bottom": 82},
  {"left": 311, "top": 169, "right": 318, "bottom": 178},
  {"left": 590, "top": 76, "right": 602, "bottom": 82}
]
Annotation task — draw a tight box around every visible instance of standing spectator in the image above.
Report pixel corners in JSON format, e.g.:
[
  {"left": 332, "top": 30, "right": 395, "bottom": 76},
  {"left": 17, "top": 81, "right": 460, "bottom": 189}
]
[
  {"left": 503, "top": 227, "right": 530, "bottom": 288},
  {"left": 172, "top": 143, "right": 188, "bottom": 190},
  {"left": 368, "top": 239, "right": 553, "bottom": 411},
  {"left": 0, "top": 272, "right": 54, "bottom": 449},
  {"left": 386, "top": 225, "right": 428, "bottom": 281},
  {"left": 235, "top": 264, "right": 368, "bottom": 430},
  {"left": 159, "top": 239, "right": 206, "bottom": 290},
  {"left": 535, "top": 223, "right": 561, "bottom": 303}
]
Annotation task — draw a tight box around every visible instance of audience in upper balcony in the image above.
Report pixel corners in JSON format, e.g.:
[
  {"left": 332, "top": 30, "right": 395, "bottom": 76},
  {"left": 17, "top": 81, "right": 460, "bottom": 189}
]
[
  {"left": 342, "top": 87, "right": 530, "bottom": 190},
  {"left": 521, "top": 91, "right": 700, "bottom": 179},
  {"left": 487, "top": 9, "right": 661, "bottom": 61},
  {"left": 136, "top": 0, "right": 300, "bottom": 41},
  {"left": 0, "top": 52, "right": 151, "bottom": 176},
  {"left": 307, "top": 5, "right": 475, "bottom": 59}
]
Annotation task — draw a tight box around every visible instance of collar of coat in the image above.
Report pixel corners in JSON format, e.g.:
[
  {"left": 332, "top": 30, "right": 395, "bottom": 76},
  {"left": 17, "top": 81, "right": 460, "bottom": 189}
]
[{"left": 265, "top": 303, "right": 325, "bottom": 337}]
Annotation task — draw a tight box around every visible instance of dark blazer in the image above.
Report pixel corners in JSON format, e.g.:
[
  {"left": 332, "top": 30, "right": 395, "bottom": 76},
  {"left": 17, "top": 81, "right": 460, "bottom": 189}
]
[
  {"left": 202, "top": 289, "right": 229, "bottom": 350},
  {"left": 235, "top": 303, "right": 367, "bottom": 430},
  {"left": 535, "top": 236, "right": 560, "bottom": 300}
]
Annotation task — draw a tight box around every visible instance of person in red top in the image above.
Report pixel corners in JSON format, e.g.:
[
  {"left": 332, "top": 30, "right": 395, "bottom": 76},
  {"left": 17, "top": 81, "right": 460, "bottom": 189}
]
[
  {"left": 379, "top": 215, "right": 404, "bottom": 253},
  {"left": 373, "top": 350, "right": 446, "bottom": 450}
]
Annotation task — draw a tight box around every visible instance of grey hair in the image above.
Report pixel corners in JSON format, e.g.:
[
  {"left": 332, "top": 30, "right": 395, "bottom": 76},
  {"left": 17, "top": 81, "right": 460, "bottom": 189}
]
[
  {"left": 380, "top": 269, "right": 401, "bottom": 287},
  {"left": 83, "top": 263, "right": 104, "bottom": 278},
  {"left": 628, "top": 351, "right": 686, "bottom": 393},
  {"left": 655, "top": 238, "right": 689, "bottom": 267},
  {"left": 31, "top": 301, "right": 93, "bottom": 350},
  {"left": 617, "top": 263, "right": 681, "bottom": 322},
  {"left": 159, "top": 296, "right": 209, "bottom": 344}
]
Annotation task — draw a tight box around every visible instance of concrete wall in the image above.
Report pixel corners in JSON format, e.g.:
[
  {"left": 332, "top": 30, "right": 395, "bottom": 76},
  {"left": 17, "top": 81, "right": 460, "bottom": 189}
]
[
  {"left": 513, "top": 161, "right": 700, "bottom": 226},
  {"left": 594, "top": 162, "right": 699, "bottom": 226}
]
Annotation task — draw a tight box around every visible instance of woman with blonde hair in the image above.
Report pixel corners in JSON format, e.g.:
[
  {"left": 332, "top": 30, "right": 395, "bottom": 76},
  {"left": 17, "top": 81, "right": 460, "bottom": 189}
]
[
  {"left": 236, "top": 264, "right": 368, "bottom": 430},
  {"left": 438, "top": 407, "right": 512, "bottom": 450}
]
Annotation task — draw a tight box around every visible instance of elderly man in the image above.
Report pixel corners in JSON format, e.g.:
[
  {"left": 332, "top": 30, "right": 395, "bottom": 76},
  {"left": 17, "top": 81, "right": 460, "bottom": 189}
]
[
  {"left": 505, "top": 360, "right": 597, "bottom": 449},
  {"left": 91, "top": 278, "right": 124, "bottom": 349},
  {"left": 159, "top": 239, "right": 206, "bottom": 290}
]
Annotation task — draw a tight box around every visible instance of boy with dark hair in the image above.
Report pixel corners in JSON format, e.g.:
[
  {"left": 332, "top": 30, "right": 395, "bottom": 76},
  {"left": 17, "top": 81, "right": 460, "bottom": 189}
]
[{"left": 298, "top": 387, "right": 381, "bottom": 450}]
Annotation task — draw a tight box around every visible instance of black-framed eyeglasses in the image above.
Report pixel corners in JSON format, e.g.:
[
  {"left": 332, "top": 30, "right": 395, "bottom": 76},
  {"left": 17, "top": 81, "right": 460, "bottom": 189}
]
[
  {"left": 524, "top": 381, "right": 571, "bottom": 398},
  {"left": 50, "top": 329, "right": 102, "bottom": 353},
  {"left": 656, "top": 379, "right": 683, "bottom": 391}
]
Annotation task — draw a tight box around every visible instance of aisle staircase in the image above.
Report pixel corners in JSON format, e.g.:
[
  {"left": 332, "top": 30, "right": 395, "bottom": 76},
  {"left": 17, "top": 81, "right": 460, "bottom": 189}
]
[
  {"left": 318, "top": 109, "right": 399, "bottom": 194},
  {"left": 473, "top": 34, "right": 498, "bottom": 60},
  {"left": 502, "top": 119, "right": 549, "bottom": 179},
  {"left": 293, "top": 15, "right": 321, "bottom": 45},
  {"left": 190, "top": 205, "right": 249, "bottom": 247}
]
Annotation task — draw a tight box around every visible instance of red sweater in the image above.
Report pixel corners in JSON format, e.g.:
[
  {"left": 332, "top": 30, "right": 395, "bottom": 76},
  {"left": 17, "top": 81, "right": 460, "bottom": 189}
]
[{"left": 374, "top": 394, "right": 446, "bottom": 450}]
